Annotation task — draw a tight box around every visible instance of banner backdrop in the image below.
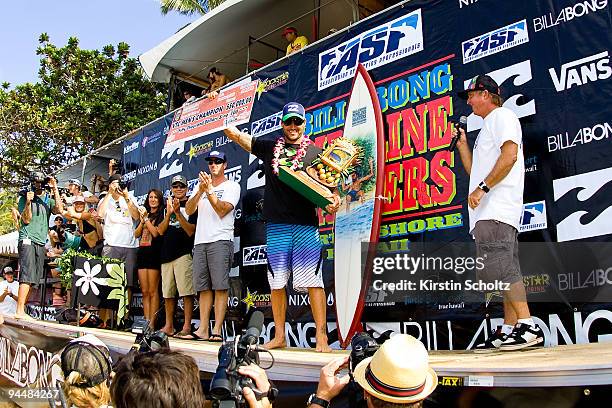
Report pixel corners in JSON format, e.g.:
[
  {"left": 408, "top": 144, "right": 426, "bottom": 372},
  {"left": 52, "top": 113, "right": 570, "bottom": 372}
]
[{"left": 121, "top": 0, "right": 612, "bottom": 348}]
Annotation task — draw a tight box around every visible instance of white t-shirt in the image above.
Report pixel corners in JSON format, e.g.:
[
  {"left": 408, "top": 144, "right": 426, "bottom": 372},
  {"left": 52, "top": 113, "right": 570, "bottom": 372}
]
[
  {"left": 193, "top": 180, "right": 241, "bottom": 244},
  {"left": 0, "top": 280, "right": 19, "bottom": 315},
  {"left": 468, "top": 107, "right": 524, "bottom": 233},
  {"left": 103, "top": 195, "right": 138, "bottom": 248}
]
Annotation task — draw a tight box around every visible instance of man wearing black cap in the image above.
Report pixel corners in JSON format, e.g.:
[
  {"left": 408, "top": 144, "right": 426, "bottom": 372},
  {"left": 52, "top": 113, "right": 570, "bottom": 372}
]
[
  {"left": 98, "top": 172, "right": 140, "bottom": 309},
  {"left": 455, "top": 75, "right": 543, "bottom": 351},
  {"left": 223, "top": 102, "right": 340, "bottom": 352},
  {"left": 186, "top": 151, "right": 240, "bottom": 341},
  {"left": 283, "top": 27, "right": 309, "bottom": 56},
  {"left": 158, "top": 174, "right": 198, "bottom": 338}
]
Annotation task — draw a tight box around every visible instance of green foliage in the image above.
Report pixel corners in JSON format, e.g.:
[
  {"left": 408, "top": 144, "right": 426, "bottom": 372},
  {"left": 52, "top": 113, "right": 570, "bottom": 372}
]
[
  {"left": 0, "top": 189, "right": 19, "bottom": 235},
  {"left": 160, "top": 0, "right": 226, "bottom": 15},
  {"left": 0, "top": 34, "right": 167, "bottom": 188}
]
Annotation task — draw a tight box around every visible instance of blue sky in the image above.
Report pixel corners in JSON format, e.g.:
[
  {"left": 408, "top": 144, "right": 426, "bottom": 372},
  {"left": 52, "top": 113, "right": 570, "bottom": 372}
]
[{"left": 0, "top": 0, "right": 196, "bottom": 86}]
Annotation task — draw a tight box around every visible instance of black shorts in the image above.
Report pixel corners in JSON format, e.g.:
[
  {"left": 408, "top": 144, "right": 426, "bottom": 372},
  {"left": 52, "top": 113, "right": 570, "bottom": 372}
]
[{"left": 18, "top": 240, "right": 46, "bottom": 287}]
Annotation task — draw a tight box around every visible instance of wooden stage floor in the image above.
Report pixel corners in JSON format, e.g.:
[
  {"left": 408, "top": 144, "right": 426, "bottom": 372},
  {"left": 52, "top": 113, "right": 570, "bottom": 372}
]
[{"left": 3, "top": 317, "right": 612, "bottom": 387}]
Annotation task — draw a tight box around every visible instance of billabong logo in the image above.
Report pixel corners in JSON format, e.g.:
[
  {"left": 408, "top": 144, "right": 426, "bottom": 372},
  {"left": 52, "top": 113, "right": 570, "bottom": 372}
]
[
  {"left": 251, "top": 111, "right": 283, "bottom": 137},
  {"left": 159, "top": 141, "right": 185, "bottom": 180},
  {"left": 466, "top": 60, "right": 536, "bottom": 132},
  {"left": 243, "top": 245, "right": 267, "bottom": 266},
  {"left": 549, "top": 51, "right": 611, "bottom": 92},
  {"left": 520, "top": 201, "right": 547, "bottom": 233},
  {"left": 533, "top": 0, "right": 608, "bottom": 33},
  {"left": 553, "top": 167, "right": 612, "bottom": 241},
  {"left": 317, "top": 9, "right": 423, "bottom": 90},
  {"left": 462, "top": 20, "right": 529, "bottom": 64},
  {"left": 123, "top": 141, "right": 139, "bottom": 154},
  {"left": 548, "top": 121, "right": 612, "bottom": 152}
]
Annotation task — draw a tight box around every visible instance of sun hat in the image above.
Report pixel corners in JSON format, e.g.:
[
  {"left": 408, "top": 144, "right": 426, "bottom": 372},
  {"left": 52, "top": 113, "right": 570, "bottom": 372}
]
[{"left": 353, "top": 334, "right": 438, "bottom": 403}]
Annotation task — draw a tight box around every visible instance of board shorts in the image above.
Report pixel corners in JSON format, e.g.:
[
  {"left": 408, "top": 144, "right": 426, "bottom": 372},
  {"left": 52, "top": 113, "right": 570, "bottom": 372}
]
[{"left": 265, "top": 223, "right": 324, "bottom": 293}]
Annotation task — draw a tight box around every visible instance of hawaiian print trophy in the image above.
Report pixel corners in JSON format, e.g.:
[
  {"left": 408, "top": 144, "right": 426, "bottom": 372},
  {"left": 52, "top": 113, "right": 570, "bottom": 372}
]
[{"left": 278, "top": 137, "right": 361, "bottom": 208}]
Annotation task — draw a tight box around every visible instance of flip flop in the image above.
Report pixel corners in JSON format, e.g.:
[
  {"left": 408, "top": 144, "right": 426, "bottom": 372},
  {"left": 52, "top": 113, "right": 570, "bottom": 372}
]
[
  {"left": 173, "top": 329, "right": 190, "bottom": 337},
  {"left": 176, "top": 332, "right": 206, "bottom": 341},
  {"left": 208, "top": 334, "right": 223, "bottom": 342}
]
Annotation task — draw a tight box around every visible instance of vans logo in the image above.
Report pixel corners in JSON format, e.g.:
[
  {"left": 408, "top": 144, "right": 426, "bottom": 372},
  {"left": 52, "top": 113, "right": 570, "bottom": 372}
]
[
  {"left": 462, "top": 20, "right": 529, "bottom": 64},
  {"left": 549, "top": 51, "right": 611, "bottom": 92},
  {"left": 318, "top": 9, "right": 423, "bottom": 90},
  {"left": 553, "top": 167, "right": 612, "bottom": 241}
]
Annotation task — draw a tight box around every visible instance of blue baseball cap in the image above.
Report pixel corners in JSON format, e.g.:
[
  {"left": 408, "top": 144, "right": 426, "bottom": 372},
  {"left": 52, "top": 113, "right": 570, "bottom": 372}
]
[
  {"left": 205, "top": 150, "right": 226, "bottom": 162},
  {"left": 282, "top": 102, "right": 305, "bottom": 122}
]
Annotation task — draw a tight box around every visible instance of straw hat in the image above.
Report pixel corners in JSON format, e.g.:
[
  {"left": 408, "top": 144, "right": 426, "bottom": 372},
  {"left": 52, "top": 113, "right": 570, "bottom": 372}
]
[{"left": 353, "top": 334, "right": 438, "bottom": 404}]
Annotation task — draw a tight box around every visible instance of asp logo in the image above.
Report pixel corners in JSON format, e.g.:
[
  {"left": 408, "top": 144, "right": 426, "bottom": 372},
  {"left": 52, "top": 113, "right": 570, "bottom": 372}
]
[
  {"left": 519, "top": 201, "right": 547, "bottom": 233},
  {"left": 243, "top": 245, "right": 268, "bottom": 266},
  {"left": 462, "top": 20, "right": 529, "bottom": 64},
  {"left": 251, "top": 111, "right": 283, "bottom": 138},
  {"left": 553, "top": 167, "right": 612, "bottom": 241},
  {"left": 465, "top": 60, "right": 536, "bottom": 132},
  {"left": 549, "top": 50, "right": 611, "bottom": 92},
  {"left": 317, "top": 9, "right": 423, "bottom": 90}
]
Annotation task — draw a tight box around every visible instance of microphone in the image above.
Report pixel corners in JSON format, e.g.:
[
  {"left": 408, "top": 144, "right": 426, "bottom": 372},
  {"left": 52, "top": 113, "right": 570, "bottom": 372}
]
[
  {"left": 240, "top": 311, "right": 265, "bottom": 347},
  {"left": 448, "top": 116, "right": 467, "bottom": 151}
]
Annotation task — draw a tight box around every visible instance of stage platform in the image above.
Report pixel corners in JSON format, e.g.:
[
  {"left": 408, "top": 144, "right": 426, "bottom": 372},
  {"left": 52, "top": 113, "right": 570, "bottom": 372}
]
[{"left": 2, "top": 317, "right": 612, "bottom": 388}]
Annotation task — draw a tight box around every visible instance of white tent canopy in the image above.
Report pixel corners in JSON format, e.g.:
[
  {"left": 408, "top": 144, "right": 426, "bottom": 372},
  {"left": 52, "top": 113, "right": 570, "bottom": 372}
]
[
  {"left": 0, "top": 231, "right": 18, "bottom": 256},
  {"left": 139, "top": 0, "right": 359, "bottom": 84}
]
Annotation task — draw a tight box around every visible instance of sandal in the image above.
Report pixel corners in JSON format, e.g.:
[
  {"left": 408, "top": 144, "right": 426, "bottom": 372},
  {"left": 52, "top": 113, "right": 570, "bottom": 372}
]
[{"left": 208, "top": 333, "right": 223, "bottom": 342}]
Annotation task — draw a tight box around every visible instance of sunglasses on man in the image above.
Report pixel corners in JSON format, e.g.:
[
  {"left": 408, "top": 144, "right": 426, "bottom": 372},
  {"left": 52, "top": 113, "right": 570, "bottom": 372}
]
[
  {"left": 283, "top": 117, "right": 304, "bottom": 126},
  {"left": 171, "top": 184, "right": 187, "bottom": 188},
  {"left": 207, "top": 159, "right": 225, "bottom": 165}
]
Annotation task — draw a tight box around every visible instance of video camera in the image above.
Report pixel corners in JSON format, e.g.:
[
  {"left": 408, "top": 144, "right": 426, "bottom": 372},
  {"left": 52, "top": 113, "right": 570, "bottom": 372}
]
[
  {"left": 348, "top": 332, "right": 380, "bottom": 408},
  {"left": 19, "top": 171, "right": 52, "bottom": 196},
  {"left": 130, "top": 317, "right": 169, "bottom": 353},
  {"left": 209, "top": 311, "right": 277, "bottom": 408}
]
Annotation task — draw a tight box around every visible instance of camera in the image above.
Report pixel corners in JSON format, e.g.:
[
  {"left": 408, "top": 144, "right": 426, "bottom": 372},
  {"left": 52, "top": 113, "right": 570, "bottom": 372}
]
[
  {"left": 209, "top": 311, "right": 276, "bottom": 408},
  {"left": 131, "top": 317, "right": 169, "bottom": 353},
  {"left": 19, "top": 171, "right": 51, "bottom": 195},
  {"left": 348, "top": 332, "right": 379, "bottom": 408}
]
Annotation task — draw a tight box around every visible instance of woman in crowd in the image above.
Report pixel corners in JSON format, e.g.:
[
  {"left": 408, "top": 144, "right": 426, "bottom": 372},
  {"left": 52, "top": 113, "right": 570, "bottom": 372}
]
[
  {"left": 135, "top": 189, "right": 164, "bottom": 328},
  {"left": 63, "top": 195, "right": 104, "bottom": 255}
]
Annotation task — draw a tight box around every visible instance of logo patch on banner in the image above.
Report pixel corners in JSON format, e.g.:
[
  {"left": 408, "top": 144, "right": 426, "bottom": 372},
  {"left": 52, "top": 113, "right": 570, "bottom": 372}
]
[
  {"left": 462, "top": 20, "right": 529, "bottom": 64},
  {"left": 548, "top": 121, "right": 612, "bottom": 152},
  {"left": 251, "top": 111, "right": 283, "bottom": 137},
  {"left": 256, "top": 72, "right": 289, "bottom": 99},
  {"left": 243, "top": 245, "right": 268, "bottom": 266},
  {"left": 318, "top": 9, "right": 423, "bottom": 90},
  {"left": 520, "top": 201, "right": 547, "bottom": 232},
  {"left": 553, "top": 167, "right": 612, "bottom": 241},
  {"left": 533, "top": 0, "right": 608, "bottom": 33},
  {"left": 123, "top": 141, "right": 139, "bottom": 154},
  {"left": 466, "top": 60, "right": 536, "bottom": 132},
  {"left": 549, "top": 50, "right": 611, "bottom": 92}
]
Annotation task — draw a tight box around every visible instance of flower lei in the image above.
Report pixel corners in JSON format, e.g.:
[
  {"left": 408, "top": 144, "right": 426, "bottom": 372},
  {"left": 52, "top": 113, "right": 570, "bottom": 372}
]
[{"left": 272, "top": 136, "right": 311, "bottom": 175}]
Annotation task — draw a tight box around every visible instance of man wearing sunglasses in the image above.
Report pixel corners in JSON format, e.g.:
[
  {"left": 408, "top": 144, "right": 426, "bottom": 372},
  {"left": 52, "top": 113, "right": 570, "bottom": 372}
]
[
  {"left": 223, "top": 101, "right": 341, "bottom": 352},
  {"left": 186, "top": 151, "right": 240, "bottom": 341},
  {"left": 157, "top": 175, "right": 198, "bottom": 338}
]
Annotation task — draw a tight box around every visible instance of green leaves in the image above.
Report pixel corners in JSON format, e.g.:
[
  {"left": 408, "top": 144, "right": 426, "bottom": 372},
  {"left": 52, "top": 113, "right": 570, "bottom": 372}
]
[{"left": 0, "top": 35, "right": 166, "bottom": 188}]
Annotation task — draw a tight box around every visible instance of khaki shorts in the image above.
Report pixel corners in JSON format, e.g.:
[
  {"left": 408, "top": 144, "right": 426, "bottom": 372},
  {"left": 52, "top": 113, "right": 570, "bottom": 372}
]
[
  {"left": 161, "top": 254, "right": 195, "bottom": 298},
  {"left": 473, "top": 220, "right": 522, "bottom": 285}
]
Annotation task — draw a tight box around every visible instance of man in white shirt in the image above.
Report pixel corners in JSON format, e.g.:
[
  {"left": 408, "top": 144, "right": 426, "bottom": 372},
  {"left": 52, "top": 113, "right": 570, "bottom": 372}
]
[
  {"left": 97, "top": 172, "right": 140, "bottom": 305},
  {"left": 185, "top": 151, "right": 240, "bottom": 341},
  {"left": 0, "top": 267, "right": 19, "bottom": 315},
  {"left": 455, "top": 75, "right": 543, "bottom": 352}
]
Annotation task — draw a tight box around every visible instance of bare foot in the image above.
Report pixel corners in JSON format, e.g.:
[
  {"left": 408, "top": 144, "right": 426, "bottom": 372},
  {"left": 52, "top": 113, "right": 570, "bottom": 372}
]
[
  {"left": 14, "top": 313, "right": 35, "bottom": 321},
  {"left": 316, "top": 335, "right": 332, "bottom": 352},
  {"left": 263, "top": 336, "right": 287, "bottom": 350},
  {"left": 160, "top": 327, "right": 175, "bottom": 336}
]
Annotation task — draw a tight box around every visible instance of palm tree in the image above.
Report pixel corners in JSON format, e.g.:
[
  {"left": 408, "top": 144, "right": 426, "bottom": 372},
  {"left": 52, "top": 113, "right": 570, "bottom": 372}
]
[{"left": 160, "top": 0, "right": 228, "bottom": 15}]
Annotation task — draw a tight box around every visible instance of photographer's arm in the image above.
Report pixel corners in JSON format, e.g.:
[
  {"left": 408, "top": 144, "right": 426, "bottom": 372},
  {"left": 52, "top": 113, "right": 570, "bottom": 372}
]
[
  {"left": 312, "top": 357, "right": 350, "bottom": 406},
  {"left": 122, "top": 191, "right": 140, "bottom": 220},
  {"left": 20, "top": 194, "right": 33, "bottom": 225},
  {"left": 48, "top": 177, "right": 64, "bottom": 214},
  {"left": 97, "top": 192, "right": 111, "bottom": 219},
  {"left": 238, "top": 364, "right": 274, "bottom": 408}
]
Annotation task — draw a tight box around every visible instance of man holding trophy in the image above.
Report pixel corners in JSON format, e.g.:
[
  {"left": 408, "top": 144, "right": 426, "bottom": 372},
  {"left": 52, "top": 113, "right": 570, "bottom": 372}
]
[{"left": 224, "top": 101, "right": 341, "bottom": 352}]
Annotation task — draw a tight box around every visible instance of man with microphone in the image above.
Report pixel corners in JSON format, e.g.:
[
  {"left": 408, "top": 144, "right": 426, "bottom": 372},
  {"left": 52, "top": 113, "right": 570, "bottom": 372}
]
[{"left": 454, "top": 75, "right": 543, "bottom": 352}]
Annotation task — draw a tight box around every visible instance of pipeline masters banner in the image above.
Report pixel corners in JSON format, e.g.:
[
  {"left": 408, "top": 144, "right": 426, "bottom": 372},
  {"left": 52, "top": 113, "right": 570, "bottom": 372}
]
[{"left": 121, "top": 0, "right": 612, "bottom": 347}]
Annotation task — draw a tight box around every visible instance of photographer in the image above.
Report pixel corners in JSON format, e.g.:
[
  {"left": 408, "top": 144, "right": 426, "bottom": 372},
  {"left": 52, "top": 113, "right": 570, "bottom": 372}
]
[
  {"left": 97, "top": 172, "right": 140, "bottom": 315},
  {"left": 15, "top": 172, "right": 63, "bottom": 320},
  {"left": 310, "top": 335, "right": 437, "bottom": 408}
]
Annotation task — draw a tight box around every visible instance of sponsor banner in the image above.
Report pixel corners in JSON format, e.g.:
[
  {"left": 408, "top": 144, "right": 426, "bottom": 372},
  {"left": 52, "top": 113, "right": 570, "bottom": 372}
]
[
  {"left": 243, "top": 245, "right": 267, "bottom": 266},
  {"left": 533, "top": 0, "right": 609, "bottom": 33},
  {"left": 165, "top": 80, "right": 259, "bottom": 145},
  {"left": 549, "top": 50, "right": 611, "bottom": 92},
  {"left": 462, "top": 20, "right": 529, "bottom": 64}
]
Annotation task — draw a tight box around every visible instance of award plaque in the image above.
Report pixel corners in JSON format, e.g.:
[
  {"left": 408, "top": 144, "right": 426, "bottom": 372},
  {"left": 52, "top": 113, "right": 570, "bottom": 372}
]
[{"left": 278, "top": 138, "right": 360, "bottom": 208}]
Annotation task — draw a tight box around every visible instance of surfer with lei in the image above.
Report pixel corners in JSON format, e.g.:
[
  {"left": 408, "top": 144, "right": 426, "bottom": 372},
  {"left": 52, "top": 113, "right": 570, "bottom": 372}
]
[{"left": 222, "top": 99, "right": 340, "bottom": 352}]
